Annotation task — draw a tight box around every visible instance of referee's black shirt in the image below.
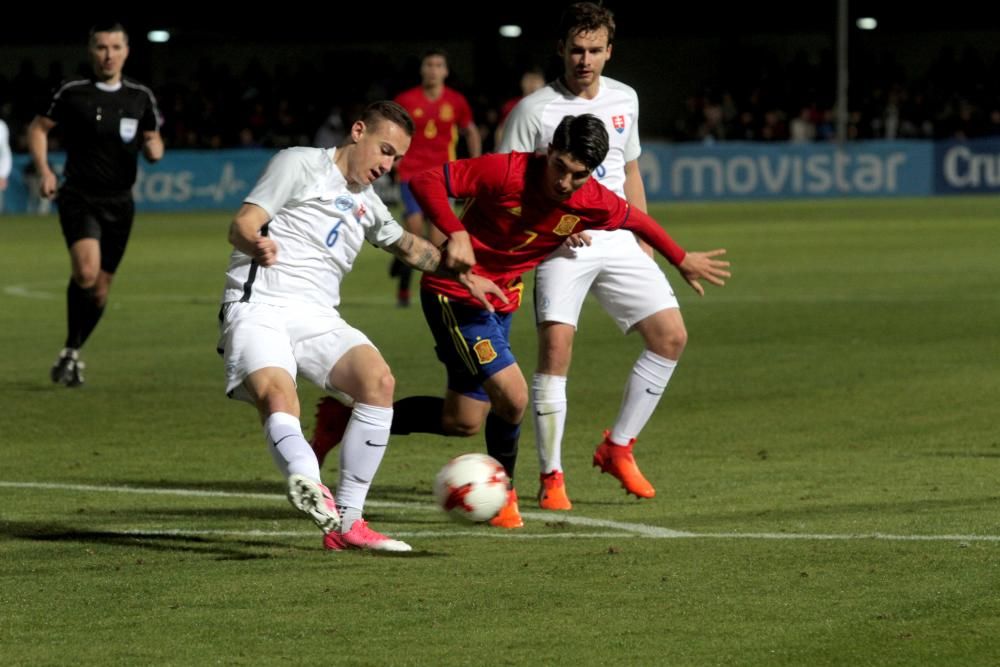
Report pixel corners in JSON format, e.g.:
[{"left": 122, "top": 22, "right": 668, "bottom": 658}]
[{"left": 43, "top": 77, "right": 161, "bottom": 195}]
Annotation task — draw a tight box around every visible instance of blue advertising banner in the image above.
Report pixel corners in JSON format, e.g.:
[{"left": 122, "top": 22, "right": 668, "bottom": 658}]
[
  {"left": 933, "top": 139, "right": 1000, "bottom": 195},
  {"left": 3, "top": 149, "right": 275, "bottom": 214},
  {"left": 637, "top": 141, "right": 934, "bottom": 201},
  {"left": 2, "top": 140, "right": 996, "bottom": 213}
]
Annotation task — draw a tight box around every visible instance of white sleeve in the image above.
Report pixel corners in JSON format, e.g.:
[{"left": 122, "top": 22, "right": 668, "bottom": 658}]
[
  {"left": 497, "top": 99, "right": 543, "bottom": 154},
  {"left": 364, "top": 194, "right": 404, "bottom": 248},
  {"left": 243, "top": 149, "right": 306, "bottom": 218},
  {"left": 624, "top": 89, "right": 642, "bottom": 163},
  {"left": 0, "top": 121, "right": 11, "bottom": 180}
]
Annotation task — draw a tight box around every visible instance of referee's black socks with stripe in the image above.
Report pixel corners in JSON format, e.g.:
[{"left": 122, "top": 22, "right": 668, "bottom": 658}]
[{"left": 65, "top": 280, "right": 105, "bottom": 350}]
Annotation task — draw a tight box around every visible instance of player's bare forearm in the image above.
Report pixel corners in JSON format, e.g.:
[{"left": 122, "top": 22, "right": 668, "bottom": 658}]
[
  {"left": 27, "top": 116, "right": 57, "bottom": 197},
  {"left": 387, "top": 231, "right": 507, "bottom": 311},
  {"left": 387, "top": 230, "right": 443, "bottom": 274}
]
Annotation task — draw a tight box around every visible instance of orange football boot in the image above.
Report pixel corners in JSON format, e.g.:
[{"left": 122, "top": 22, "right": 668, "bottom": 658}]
[
  {"left": 489, "top": 488, "right": 525, "bottom": 529},
  {"left": 592, "top": 430, "right": 655, "bottom": 499},
  {"left": 538, "top": 471, "right": 573, "bottom": 510}
]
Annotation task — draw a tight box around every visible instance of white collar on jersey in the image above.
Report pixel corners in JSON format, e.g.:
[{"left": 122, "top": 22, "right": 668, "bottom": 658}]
[{"left": 95, "top": 81, "right": 123, "bottom": 92}]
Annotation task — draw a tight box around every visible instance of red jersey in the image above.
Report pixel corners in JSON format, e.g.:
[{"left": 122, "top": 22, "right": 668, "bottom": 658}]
[
  {"left": 412, "top": 152, "right": 686, "bottom": 312},
  {"left": 394, "top": 86, "right": 474, "bottom": 181},
  {"left": 498, "top": 96, "right": 520, "bottom": 124}
]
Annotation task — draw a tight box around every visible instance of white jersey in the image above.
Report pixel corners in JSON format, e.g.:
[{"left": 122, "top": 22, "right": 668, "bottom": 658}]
[
  {"left": 500, "top": 76, "right": 672, "bottom": 329},
  {"left": 498, "top": 76, "right": 640, "bottom": 199},
  {"left": 0, "top": 119, "right": 11, "bottom": 180},
  {"left": 222, "top": 147, "right": 403, "bottom": 310}
]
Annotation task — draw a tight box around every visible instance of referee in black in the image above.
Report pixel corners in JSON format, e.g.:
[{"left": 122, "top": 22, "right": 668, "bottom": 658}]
[{"left": 28, "top": 21, "right": 163, "bottom": 387}]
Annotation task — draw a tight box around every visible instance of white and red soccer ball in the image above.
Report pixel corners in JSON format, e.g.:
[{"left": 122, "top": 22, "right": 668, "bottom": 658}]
[{"left": 433, "top": 453, "right": 510, "bottom": 523}]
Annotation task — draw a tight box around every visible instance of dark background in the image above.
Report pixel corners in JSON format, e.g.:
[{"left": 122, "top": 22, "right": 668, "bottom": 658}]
[{"left": 2, "top": 1, "right": 999, "bottom": 147}]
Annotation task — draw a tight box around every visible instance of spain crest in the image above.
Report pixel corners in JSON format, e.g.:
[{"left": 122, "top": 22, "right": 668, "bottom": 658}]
[
  {"left": 473, "top": 339, "right": 498, "bottom": 364},
  {"left": 553, "top": 215, "right": 581, "bottom": 236},
  {"left": 612, "top": 115, "right": 626, "bottom": 134}
]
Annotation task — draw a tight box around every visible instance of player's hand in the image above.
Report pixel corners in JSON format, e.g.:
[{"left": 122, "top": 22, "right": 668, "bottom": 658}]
[
  {"left": 458, "top": 272, "right": 509, "bottom": 313},
  {"left": 39, "top": 171, "right": 58, "bottom": 199},
  {"left": 564, "top": 231, "right": 592, "bottom": 248},
  {"left": 253, "top": 236, "right": 278, "bottom": 266},
  {"left": 678, "top": 249, "right": 730, "bottom": 296},
  {"left": 444, "top": 231, "right": 476, "bottom": 273}
]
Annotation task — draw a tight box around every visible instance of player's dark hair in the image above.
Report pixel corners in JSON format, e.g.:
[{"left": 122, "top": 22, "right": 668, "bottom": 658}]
[
  {"left": 89, "top": 21, "right": 129, "bottom": 44},
  {"left": 558, "top": 2, "right": 615, "bottom": 44},
  {"left": 550, "top": 114, "right": 608, "bottom": 170},
  {"left": 361, "top": 101, "right": 415, "bottom": 136},
  {"left": 421, "top": 48, "right": 449, "bottom": 65}
]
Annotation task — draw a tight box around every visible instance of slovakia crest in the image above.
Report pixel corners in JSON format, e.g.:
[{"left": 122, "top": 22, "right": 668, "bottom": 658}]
[
  {"left": 335, "top": 195, "right": 354, "bottom": 211},
  {"left": 611, "top": 115, "right": 626, "bottom": 134},
  {"left": 354, "top": 202, "right": 367, "bottom": 222}
]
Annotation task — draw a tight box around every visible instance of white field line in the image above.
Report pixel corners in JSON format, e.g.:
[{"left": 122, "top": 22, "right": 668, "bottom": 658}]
[{"left": 2, "top": 480, "right": 998, "bottom": 543}]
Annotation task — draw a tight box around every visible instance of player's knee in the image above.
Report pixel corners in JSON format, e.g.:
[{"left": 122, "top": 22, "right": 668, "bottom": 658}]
[
  {"left": 356, "top": 364, "right": 395, "bottom": 406},
  {"left": 663, "top": 326, "right": 688, "bottom": 357},
  {"left": 72, "top": 268, "right": 100, "bottom": 289},
  {"left": 493, "top": 387, "right": 528, "bottom": 424},
  {"left": 647, "top": 320, "right": 688, "bottom": 359}
]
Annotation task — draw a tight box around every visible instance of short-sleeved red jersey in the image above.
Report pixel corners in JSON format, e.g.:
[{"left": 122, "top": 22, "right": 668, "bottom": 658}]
[
  {"left": 394, "top": 86, "right": 474, "bottom": 181},
  {"left": 413, "top": 152, "right": 685, "bottom": 312}
]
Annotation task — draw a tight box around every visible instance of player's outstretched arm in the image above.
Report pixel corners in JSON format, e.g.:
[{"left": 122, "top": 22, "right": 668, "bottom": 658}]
[
  {"left": 386, "top": 231, "right": 506, "bottom": 312},
  {"left": 677, "top": 249, "right": 730, "bottom": 296},
  {"left": 386, "top": 229, "right": 442, "bottom": 273},
  {"left": 621, "top": 208, "right": 730, "bottom": 295}
]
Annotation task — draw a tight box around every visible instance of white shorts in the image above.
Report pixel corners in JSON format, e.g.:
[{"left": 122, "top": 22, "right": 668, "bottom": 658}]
[
  {"left": 218, "top": 301, "right": 373, "bottom": 404},
  {"left": 534, "top": 229, "right": 679, "bottom": 333}
]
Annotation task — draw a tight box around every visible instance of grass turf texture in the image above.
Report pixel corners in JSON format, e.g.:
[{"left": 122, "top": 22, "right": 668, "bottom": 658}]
[{"left": 1, "top": 196, "right": 998, "bottom": 665}]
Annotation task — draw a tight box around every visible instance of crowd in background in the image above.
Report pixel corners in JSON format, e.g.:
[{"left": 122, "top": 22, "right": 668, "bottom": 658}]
[
  {"left": 672, "top": 45, "right": 1000, "bottom": 143},
  {"left": 2, "top": 43, "right": 999, "bottom": 156}
]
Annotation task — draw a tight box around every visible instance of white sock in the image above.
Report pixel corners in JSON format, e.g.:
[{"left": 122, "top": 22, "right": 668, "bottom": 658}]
[
  {"left": 336, "top": 402, "right": 393, "bottom": 530},
  {"left": 532, "top": 373, "right": 567, "bottom": 473},
  {"left": 609, "top": 350, "right": 677, "bottom": 446},
  {"left": 265, "top": 412, "right": 321, "bottom": 482}
]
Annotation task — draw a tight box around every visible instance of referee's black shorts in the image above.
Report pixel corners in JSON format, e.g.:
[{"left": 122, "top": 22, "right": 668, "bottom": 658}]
[{"left": 57, "top": 186, "right": 136, "bottom": 274}]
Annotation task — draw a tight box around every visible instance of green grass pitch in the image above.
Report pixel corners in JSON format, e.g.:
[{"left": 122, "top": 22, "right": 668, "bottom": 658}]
[{"left": 1, "top": 196, "right": 998, "bottom": 665}]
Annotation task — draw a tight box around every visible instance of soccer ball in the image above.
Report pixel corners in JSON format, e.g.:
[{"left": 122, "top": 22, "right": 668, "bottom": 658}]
[{"left": 433, "top": 453, "right": 510, "bottom": 523}]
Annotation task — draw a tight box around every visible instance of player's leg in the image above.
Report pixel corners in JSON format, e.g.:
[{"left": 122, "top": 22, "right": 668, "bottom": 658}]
[
  {"left": 81, "top": 195, "right": 135, "bottom": 344},
  {"left": 52, "top": 190, "right": 103, "bottom": 386},
  {"left": 220, "top": 302, "right": 340, "bottom": 535},
  {"left": 531, "top": 248, "right": 599, "bottom": 509},
  {"left": 391, "top": 290, "right": 497, "bottom": 439},
  {"left": 431, "top": 296, "right": 522, "bottom": 480},
  {"left": 296, "top": 315, "right": 410, "bottom": 551},
  {"left": 481, "top": 362, "right": 529, "bottom": 528},
  {"left": 589, "top": 239, "right": 683, "bottom": 499},
  {"left": 615, "top": 308, "right": 686, "bottom": 444}
]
